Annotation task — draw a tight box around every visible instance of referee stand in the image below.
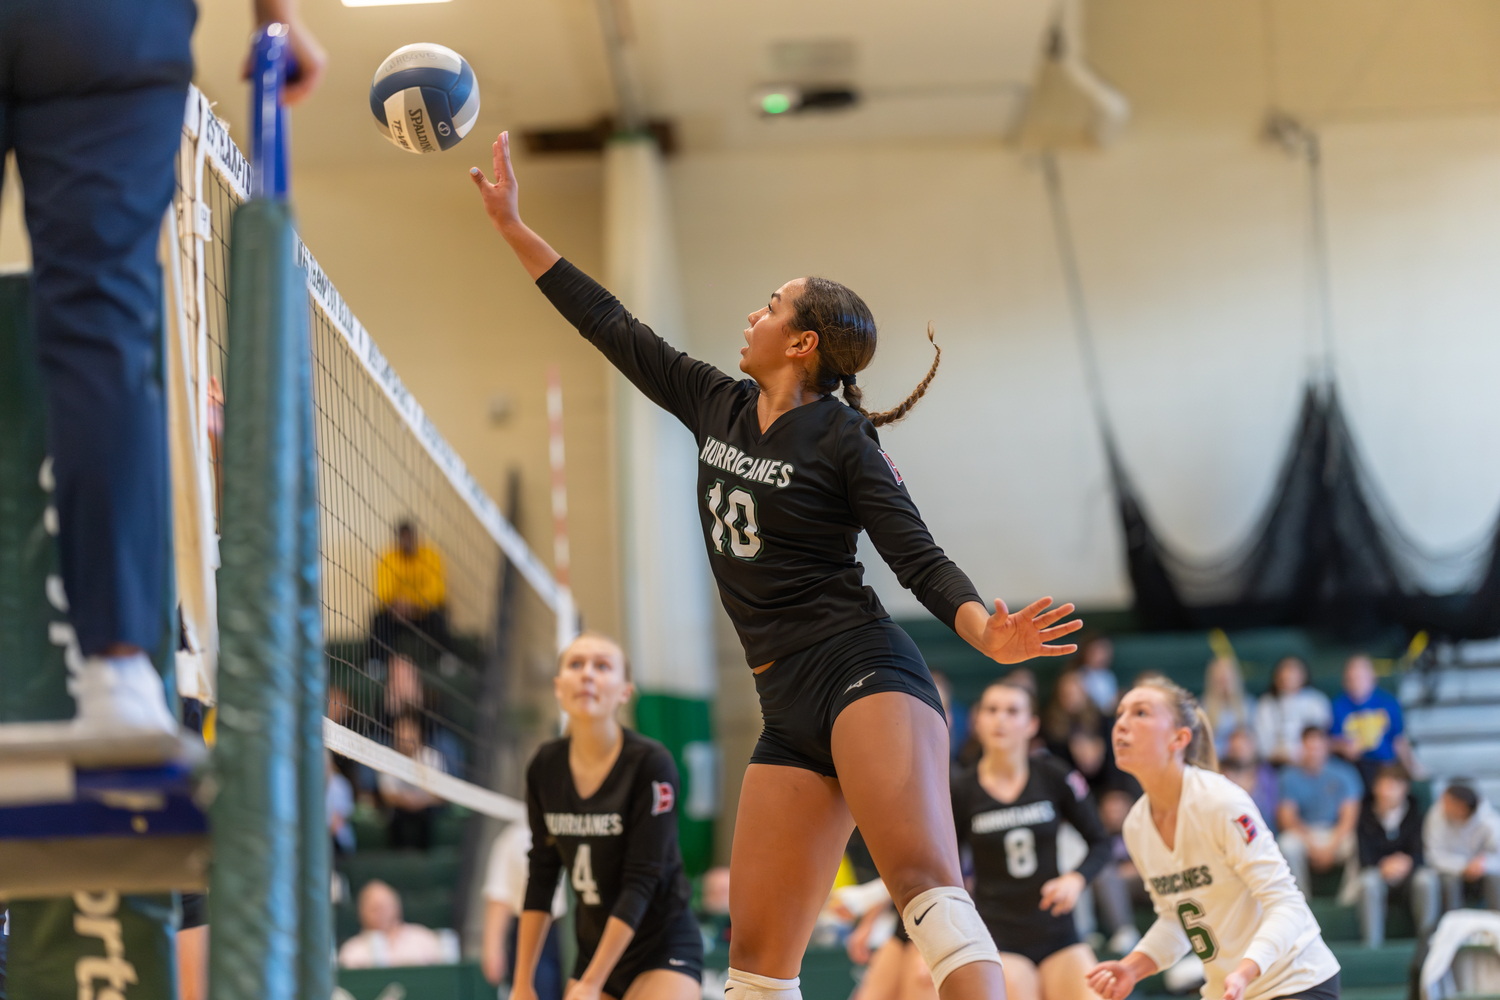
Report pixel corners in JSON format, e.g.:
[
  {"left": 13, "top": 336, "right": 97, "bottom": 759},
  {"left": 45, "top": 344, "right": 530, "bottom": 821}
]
[{"left": 0, "top": 27, "right": 331, "bottom": 1000}]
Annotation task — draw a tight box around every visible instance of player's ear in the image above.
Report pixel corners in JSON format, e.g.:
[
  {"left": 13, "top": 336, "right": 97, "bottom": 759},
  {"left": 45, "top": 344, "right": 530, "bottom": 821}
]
[
  {"left": 1026, "top": 714, "right": 1040, "bottom": 741},
  {"left": 786, "top": 327, "right": 819, "bottom": 360}
]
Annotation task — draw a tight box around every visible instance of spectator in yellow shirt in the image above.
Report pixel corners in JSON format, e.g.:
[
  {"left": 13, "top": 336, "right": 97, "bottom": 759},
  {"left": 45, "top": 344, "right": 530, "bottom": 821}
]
[{"left": 370, "top": 520, "right": 449, "bottom": 664}]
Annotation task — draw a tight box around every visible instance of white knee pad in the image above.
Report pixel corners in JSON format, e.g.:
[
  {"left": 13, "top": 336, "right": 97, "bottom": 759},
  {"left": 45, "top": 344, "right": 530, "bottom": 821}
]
[
  {"left": 726, "top": 968, "right": 801, "bottom": 1000},
  {"left": 902, "top": 886, "right": 1002, "bottom": 991}
]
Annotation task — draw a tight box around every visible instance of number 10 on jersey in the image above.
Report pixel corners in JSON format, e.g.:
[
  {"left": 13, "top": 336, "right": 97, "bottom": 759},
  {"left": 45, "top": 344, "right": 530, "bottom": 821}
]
[{"left": 707, "top": 480, "right": 762, "bottom": 559}]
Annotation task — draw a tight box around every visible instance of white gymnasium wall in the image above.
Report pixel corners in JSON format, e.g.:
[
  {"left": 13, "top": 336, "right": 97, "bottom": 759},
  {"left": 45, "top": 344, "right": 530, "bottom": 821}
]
[{"left": 668, "top": 119, "right": 1500, "bottom": 616}]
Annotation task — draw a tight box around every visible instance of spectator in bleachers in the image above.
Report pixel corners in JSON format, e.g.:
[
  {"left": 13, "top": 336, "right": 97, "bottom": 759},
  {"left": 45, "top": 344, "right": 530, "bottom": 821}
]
[
  {"left": 327, "top": 749, "right": 356, "bottom": 854},
  {"left": 1255, "top": 656, "right": 1332, "bottom": 766},
  {"left": 1424, "top": 783, "right": 1500, "bottom": 913},
  {"left": 482, "top": 820, "right": 566, "bottom": 999},
  {"left": 1201, "top": 655, "right": 1250, "bottom": 758},
  {"left": 338, "top": 880, "right": 448, "bottom": 969},
  {"left": 378, "top": 712, "right": 448, "bottom": 850},
  {"left": 1076, "top": 637, "right": 1118, "bottom": 714},
  {"left": 370, "top": 520, "right": 449, "bottom": 664},
  {"left": 1221, "top": 727, "right": 1279, "bottom": 835},
  {"left": 1276, "top": 726, "right": 1362, "bottom": 898},
  {"left": 1356, "top": 764, "right": 1438, "bottom": 947},
  {"left": 328, "top": 686, "right": 379, "bottom": 806},
  {"left": 1043, "top": 669, "right": 1111, "bottom": 789},
  {"left": 1090, "top": 787, "right": 1147, "bottom": 955},
  {"left": 1332, "top": 654, "right": 1422, "bottom": 788}
]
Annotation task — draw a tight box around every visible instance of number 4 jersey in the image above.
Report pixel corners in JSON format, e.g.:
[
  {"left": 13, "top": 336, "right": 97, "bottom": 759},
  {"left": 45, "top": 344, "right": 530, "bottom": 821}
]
[
  {"left": 524, "top": 730, "right": 696, "bottom": 966},
  {"left": 537, "top": 259, "right": 982, "bottom": 667},
  {"left": 1124, "top": 766, "right": 1339, "bottom": 1000}
]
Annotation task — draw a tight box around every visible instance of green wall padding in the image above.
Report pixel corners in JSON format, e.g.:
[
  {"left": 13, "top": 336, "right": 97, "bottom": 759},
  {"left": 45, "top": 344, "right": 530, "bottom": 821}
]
[{"left": 633, "top": 692, "right": 714, "bottom": 874}]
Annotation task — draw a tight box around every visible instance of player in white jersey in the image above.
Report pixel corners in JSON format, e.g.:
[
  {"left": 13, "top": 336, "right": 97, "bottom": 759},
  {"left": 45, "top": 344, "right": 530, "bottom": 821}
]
[{"left": 1087, "top": 677, "right": 1340, "bottom": 1000}]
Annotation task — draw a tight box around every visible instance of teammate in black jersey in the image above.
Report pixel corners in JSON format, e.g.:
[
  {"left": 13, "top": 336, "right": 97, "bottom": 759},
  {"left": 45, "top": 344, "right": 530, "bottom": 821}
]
[
  {"left": 953, "top": 682, "right": 1111, "bottom": 1000},
  {"left": 515, "top": 633, "right": 702, "bottom": 1000},
  {"left": 472, "top": 134, "right": 1081, "bottom": 1000}
]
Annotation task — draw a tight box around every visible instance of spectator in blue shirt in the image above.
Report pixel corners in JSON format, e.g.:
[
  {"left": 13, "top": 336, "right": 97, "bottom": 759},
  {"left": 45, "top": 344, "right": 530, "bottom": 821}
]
[
  {"left": 1277, "top": 726, "right": 1364, "bottom": 898},
  {"left": 1332, "top": 655, "right": 1422, "bottom": 789}
]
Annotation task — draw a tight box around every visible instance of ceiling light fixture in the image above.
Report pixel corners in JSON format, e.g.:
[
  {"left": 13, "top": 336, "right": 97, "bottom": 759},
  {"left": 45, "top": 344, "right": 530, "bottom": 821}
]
[
  {"left": 751, "top": 84, "right": 858, "bottom": 117},
  {"left": 341, "top": 0, "right": 451, "bottom": 7}
]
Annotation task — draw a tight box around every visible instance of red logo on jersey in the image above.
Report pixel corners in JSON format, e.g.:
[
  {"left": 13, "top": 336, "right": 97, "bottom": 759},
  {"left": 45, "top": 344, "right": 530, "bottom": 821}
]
[
  {"left": 879, "top": 450, "right": 903, "bottom": 484},
  {"left": 1234, "top": 813, "right": 1258, "bottom": 844},
  {"left": 651, "top": 781, "right": 675, "bottom": 816}
]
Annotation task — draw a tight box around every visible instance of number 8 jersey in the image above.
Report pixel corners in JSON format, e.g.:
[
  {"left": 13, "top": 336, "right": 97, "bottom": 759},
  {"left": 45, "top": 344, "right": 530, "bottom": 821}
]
[
  {"left": 537, "top": 259, "right": 982, "bottom": 668},
  {"left": 1124, "top": 766, "right": 1340, "bottom": 1000}
]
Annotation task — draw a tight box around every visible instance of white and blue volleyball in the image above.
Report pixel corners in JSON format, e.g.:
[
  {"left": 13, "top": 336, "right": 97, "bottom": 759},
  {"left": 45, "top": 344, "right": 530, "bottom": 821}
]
[{"left": 370, "top": 43, "right": 480, "bottom": 154}]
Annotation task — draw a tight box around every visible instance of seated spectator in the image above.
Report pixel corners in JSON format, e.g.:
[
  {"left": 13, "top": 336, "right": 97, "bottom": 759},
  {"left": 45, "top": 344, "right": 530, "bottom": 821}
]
[
  {"left": 370, "top": 520, "right": 449, "bottom": 664},
  {"left": 1356, "top": 764, "right": 1438, "bottom": 947},
  {"left": 1202, "top": 655, "right": 1250, "bottom": 758},
  {"left": 378, "top": 713, "right": 448, "bottom": 850},
  {"left": 1076, "top": 636, "right": 1118, "bottom": 714},
  {"left": 697, "top": 866, "right": 732, "bottom": 954},
  {"left": 1333, "top": 654, "right": 1422, "bottom": 788},
  {"left": 482, "top": 820, "right": 566, "bottom": 999},
  {"left": 328, "top": 686, "right": 379, "bottom": 806},
  {"left": 1043, "top": 669, "right": 1107, "bottom": 775},
  {"left": 1277, "top": 726, "right": 1362, "bottom": 898},
  {"left": 1221, "top": 727, "right": 1279, "bottom": 835},
  {"left": 327, "top": 750, "right": 356, "bottom": 854},
  {"left": 1424, "top": 782, "right": 1500, "bottom": 912},
  {"left": 1091, "top": 786, "right": 1147, "bottom": 955},
  {"left": 1255, "top": 656, "right": 1332, "bottom": 766},
  {"left": 338, "top": 880, "right": 447, "bottom": 969}
]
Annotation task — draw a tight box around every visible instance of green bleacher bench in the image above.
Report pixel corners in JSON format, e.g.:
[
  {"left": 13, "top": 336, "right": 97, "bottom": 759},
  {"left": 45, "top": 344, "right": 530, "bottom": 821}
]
[{"left": 338, "top": 962, "right": 492, "bottom": 1000}]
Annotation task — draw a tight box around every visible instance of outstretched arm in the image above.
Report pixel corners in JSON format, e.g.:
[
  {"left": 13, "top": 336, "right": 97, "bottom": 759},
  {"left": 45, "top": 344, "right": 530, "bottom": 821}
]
[
  {"left": 471, "top": 132, "right": 562, "bottom": 280},
  {"left": 954, "top": 598, "right": 1080, "bottom": 664}
]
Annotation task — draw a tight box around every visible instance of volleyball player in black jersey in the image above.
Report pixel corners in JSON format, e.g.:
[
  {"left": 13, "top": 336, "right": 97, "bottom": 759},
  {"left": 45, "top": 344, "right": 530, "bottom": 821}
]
[
  {"left": 472, "top": 134, "right": 1081, "bottom": 1000},
  {"left": 953, "top": 682, "right": 1111, "bottom": 1000},
  {"left": 514, "top": 633, "right": 702, "bottom": 1000}
]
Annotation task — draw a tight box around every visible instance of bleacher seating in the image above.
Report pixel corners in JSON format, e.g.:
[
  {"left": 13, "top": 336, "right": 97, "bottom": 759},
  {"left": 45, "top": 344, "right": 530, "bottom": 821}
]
[{"left": 1404, "top": 639, "right": 1500, "bottom": 805}]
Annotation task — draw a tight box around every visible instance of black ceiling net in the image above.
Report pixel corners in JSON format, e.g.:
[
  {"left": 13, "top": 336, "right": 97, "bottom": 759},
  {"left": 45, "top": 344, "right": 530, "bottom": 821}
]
[{"left": 1109, "top": 380, "right": 1500, "bottom": 639}]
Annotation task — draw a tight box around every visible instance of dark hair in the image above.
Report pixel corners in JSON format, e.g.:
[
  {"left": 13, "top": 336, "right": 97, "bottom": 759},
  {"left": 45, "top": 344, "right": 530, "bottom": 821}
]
[
  {"left": 1301, "top": 725, "right": 1328, "bottom": 741},
  {"left": 791, "top": 277, "right": 941, "bottom": 427},
  {"left": 1445, "top": 782, "right": 1479, "bottom": 817},
  {"left": 1374, "top": 763, "right": 1410, "bottom": 785},
  {"left": 983, "top": 679, "right": 1038, "bottom": 717}
]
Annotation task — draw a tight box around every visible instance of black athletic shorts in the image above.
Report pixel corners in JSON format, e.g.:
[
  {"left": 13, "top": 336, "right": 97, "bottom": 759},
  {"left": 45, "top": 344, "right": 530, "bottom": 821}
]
[
  {"left": 750, "top": 618, "right": 945, "bottom": 778},
  {"left": 576, "top": 907, "right": 703, "bottom": 1000},
  {"left": 984, "top": 913, "right": 1079, "bottom": 967},
  {"left": 1277, "top": 974, "right": 1341, "bottom": 1000}
]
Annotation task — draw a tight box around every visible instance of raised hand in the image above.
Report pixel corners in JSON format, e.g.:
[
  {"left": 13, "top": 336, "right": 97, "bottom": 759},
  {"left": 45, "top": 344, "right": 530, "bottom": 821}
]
[
  {"left": 958, "top": 597, "right": 1081, "bottom": 665},
  {"left": 470, "top": 132, "right": 522, "bottom": 231}
]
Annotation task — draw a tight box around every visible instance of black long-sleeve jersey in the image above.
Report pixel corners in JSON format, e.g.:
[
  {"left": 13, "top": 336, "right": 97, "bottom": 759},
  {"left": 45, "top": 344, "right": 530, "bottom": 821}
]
[
  {"left": 524, "top": 730, "right": 692, "bottom": 955},
  {"left": 538, "top": 259, "right": 983, "bottom": 666},
  {"left": 951, "top": 755, "right": 1112, "bottom": 941}
]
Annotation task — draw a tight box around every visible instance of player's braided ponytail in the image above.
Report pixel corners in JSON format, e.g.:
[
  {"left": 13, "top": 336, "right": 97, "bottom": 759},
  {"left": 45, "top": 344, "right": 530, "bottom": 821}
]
[
  {"left": 792, "top": 277, "right": 942, "bottom": 428},
  {"left": 1137, "top": 674, "right": 1219, "bottom": 772}
]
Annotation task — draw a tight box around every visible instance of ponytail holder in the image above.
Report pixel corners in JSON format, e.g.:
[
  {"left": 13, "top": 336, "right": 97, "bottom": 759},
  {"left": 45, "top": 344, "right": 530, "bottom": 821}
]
[{"left": 841, "top": 373, "right": 857, "bottom": 387}]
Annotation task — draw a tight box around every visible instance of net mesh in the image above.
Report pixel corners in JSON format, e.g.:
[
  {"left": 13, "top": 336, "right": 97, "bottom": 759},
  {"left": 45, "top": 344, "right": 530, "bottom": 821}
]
[{"left": 174, "top": 100, "right": 542, "bottom": 794}]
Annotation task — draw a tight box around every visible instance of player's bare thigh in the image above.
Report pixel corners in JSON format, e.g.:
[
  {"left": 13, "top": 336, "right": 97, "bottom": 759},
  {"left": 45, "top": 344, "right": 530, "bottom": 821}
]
[
  {"left": 620, "top": 968, "right": 703, "bottom": 1000},
  {"left": 1037, "top": 944, "right": 1101, "bottom": 1000},
  {"left": 996, "top": 953, "right": 1041, "bottom": 1000},
  {"left": 727, "top": 762, "right": 854, "bottom": 978},
  {"left": 856, "top": 936, "right": 910, "bottom": 1000}
]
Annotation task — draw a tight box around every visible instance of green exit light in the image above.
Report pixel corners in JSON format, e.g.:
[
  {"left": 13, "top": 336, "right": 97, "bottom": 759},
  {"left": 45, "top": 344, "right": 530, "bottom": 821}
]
[{"left": 761, "top": 92, "right": 792, "bottom": 115}]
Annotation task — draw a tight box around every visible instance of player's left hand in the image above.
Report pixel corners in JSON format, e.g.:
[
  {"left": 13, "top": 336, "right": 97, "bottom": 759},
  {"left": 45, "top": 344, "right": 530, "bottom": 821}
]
[
  {"left": 967, "top": 597, "right": 1081, "bottom": 664},
  {"left": 1038, "top": 871, "right": 1086, "bottom": 916},
  {"left": 1221, "top": 959, "right": 1262, "bottom": 1000},
  {"left": 564, "top": 978, "right": 604, "bottom": 1000}
]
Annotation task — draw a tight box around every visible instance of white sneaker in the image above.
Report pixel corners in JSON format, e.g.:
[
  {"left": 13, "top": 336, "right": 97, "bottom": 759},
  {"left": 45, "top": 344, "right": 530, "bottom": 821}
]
[
  {"left": 1107, "top": 924, "right": 1141, "bottom": 955},
  {"left": 69, "top": 653, "right": 179, "bottom": 734}
]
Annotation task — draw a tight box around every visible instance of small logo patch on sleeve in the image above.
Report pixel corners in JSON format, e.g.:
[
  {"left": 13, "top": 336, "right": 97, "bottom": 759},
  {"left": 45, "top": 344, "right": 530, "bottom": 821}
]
[
  {"left": 651, "top": 780, "right": 675, "bottom": 816},
  {"left": 1234, "top": 813, "right": 1258, "bottom": 844},
  {"left": 1066, "top": 770, "right": 1090, "bottom": 801},
  {"left": 879, "top": 449, "right": 903, "bottom": 484}
]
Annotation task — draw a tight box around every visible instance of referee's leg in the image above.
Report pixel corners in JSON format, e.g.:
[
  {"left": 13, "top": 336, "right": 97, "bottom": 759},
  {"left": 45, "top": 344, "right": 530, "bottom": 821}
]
[{"left": 6, "top": 0, "right": 195, "bottom": 724}]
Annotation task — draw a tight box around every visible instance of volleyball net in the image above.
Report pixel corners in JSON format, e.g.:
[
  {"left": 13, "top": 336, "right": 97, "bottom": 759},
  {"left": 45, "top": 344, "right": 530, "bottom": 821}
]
[{"left": 168, "top": 88, "right": 575, "bottom": 819}]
